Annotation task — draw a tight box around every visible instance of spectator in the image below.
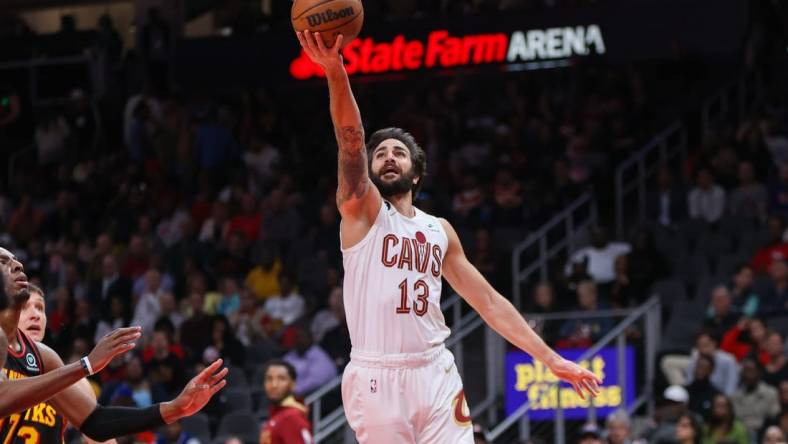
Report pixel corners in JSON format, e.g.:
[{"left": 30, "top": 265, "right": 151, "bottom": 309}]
[
  {"left": 558, "top": 280, "right": 613, "bottom": 348},
  {"left": 131, "top": 268, "right": 166, "bottom": 336},
  {"left": 702, "top": 393, "right": 750, "bottom": 444},
  {"left": 144, "top": 328, "right": 187, "bottom": 400},
  {"left": 750, "top": 217, "right": 788, "bottom": 274},
  {"left": 227, "top": 193, "right": 261, "bottom": 243},
  {"left": 216, "top": 276, "right": 241, "bottom": 318},
  {"left": 262, "top": 273, "right": 305, "bottom": 329},
  {"left": 647, "top": 167, "right": 688, "bottom": 228},
  {"left": 282, "top": 325, "right": 337, "bottom": 397},
  {"left": 686, "top": 332, "right": 739, "bottom": 396},
  {"left": 209, "top": 315, "right": 245, "bottom": 366},
  {"left": 564, "top": 227, "right": 632, "bottom": 285},
  {"left": 245, "top": 247, "right": 282, "bottom": 301},
  {"left": 122, "top": 234, "right": 152, "bottom": 279},
  {"left": 155, "top": 420, "right": 199, "bottom": 444},
  {"left": 732, "top": 358, "right": 780, "bottom": 434},
  {"left": 761, "top": 259, "right": 788, "bottom": 315},
  {"left": 578, "top": 422, "right": 604, "bottom": 444},
  {"left": 762, "top": 331, "right": 788, "bottom": 387},
  {"left": 94, "top": 294, "right": 132, "bottom": 344},
  {"left": 675, "top": 413, "right": 703, "bottom": 444},
  {"left": 605, "top": 409, "right": 638, "bottom": 444},
  {"left": 762, "top": 425, "right": 786, "bottom": 444},
  {"left": 259, "top": 359, "right": 312, "bottom": 444},
  {"left": 769, "top": 163, "right": 788, "bottom": 217},
  {"left": 686, "top": 354, "right": 722, "bottom": 420},
  {"left": 721, "top": 318, "right": 770, "bottom": 364},
  {"left": 180, "top": 292, "right": 213, "bottom": 360},
  {"left": 109, "top": 354, "right": 160, "bottom": 408},
  {"left": 199, "top": 201, "right": 230, "bottom": 243},
  {"left": 643, "top": 385, "right": 690, "bottom": 444},
  {"left": 780, "top": 380, "right": 788, "bottom": 410},
  {"left": 704, "top": 286, "right": 739, "bottom": 342},
  {"left": 730, "top": 264, "right": 761, "bottom": 317},
  {"left": 729, "top": 161, "right": 768, "bottom": 220},
  {"left": 90, "top": 254, "right": 133, "bottom": 314},
  {"left": 625, "top": 229, "right": 669, "bottom": 304},
  {"left": 319, "top": 288, "right": 351, "bottom": 369},
  {"left": 471, "top": 228, "right": 496, "bottom": 281},
  {"left": 688, "top": 167, "right": 726, "bottom": 224},
  {"left": 526, "top": 281, "right": 561, "bottom": 346},
  {"left": 259, "top": 189, "right": 302, "bottom": 252}
]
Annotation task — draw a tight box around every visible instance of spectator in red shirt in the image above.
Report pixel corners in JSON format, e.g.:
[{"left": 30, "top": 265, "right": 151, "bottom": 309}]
[
  {"left": 227, "top": 192, "right": 261, "bottom": 243},
  {"left": 259, "top": 359, "right": 313, "bottom": 444},
  {"left": 720, "top": 317, "right": 770, "bottom": 365},
  {"left": 750, "top": 216, "right": 788, "bottom": 274}
]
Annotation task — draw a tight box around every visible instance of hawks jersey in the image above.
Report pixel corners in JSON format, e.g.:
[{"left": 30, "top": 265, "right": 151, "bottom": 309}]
[
  {"left": 341, "top": 200, "right": 451, "bottom": 354},
  {"left": 1, "top": 331, "right": 66, "bottom": 444}
]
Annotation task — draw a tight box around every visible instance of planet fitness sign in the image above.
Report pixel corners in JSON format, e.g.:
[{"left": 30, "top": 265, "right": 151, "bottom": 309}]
[
  {"left": 504, "top": 347, "right": 635, "bottom": 420},
  {"left": 289, "top": 25, "right": 606, "bottom": 79}
]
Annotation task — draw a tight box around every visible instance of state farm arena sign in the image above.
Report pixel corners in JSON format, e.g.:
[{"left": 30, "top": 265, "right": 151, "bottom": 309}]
[{"left": 290, "top": 25, "right": 606, "bottom": 80}]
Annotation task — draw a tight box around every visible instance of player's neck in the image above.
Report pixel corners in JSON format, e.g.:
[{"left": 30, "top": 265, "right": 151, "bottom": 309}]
[
  {"left": 0, "top": 308, "right": 20, "bottom": 350},
  {"left": 386, "top": 193, "right": 416, "bottom": 218}
]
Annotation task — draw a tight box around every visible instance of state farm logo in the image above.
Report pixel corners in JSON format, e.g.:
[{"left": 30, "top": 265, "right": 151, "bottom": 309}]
[
  {"left": 290, "top": 25, "right": 606, "bottom": 79},
  {"left": 306, "top": 7, "right": 355, "bottom": 27}
]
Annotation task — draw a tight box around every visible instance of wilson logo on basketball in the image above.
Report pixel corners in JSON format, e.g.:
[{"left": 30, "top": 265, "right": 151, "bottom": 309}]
[
  {"left": 305, "top": 7, "right": 355, "bottom": 27},
  {"left": 290, "top": 25, "right": 606, "bottom": 79}
]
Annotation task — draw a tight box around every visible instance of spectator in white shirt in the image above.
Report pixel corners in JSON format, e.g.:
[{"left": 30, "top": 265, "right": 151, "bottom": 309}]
[
  {"left": 263, "top": 273, "right": 306, "bottom": 327},
  {"left": 565, "top": 227, "right": 631, "bottom": 284},
  {"left": 685, "top": 331, "right": 740, "bottom": 396},
  {"left": 131, "top": 268, "right": 166, "bottom": 336},
  {"left": 688, "top": 167, "right": 726, "bottom": 223}
]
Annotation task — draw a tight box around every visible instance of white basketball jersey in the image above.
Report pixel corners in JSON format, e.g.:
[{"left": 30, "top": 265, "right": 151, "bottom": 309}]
[{"left": 341, "top": 200, "right": 451, "bottom": 354}]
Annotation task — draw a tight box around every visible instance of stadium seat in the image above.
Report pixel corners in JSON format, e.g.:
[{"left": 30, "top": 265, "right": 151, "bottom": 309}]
[
  {"left": 222, "top": 388, "right": 254, "bottom": 413},
  {"left": 226, "top": 365, "right": 249, "bottom": 388},
  {"left": 180, "top": 413, "right": 211, "bottom": 443},
  {"left": 675, "top": 255, "right": 710, "bottom": 285},
  {"left": 651, "top": 278, "right": 688, "bottom": 306},
  {"left": 714, "top": 253, "right": 746, "bottom": 277},
  {"left": 215, "top": 411, "right": 260, "bottom": 444}
]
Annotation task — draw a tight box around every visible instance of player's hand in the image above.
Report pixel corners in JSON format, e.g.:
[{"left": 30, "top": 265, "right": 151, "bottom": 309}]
[
  {"left": 549, "top": 357, "right": 602, "bottom": 399},
  {"left": 296, "top": 30, "right": 344, "bottom": 71},
  {"left": 160, "top": 359, "right": 228, "bottom": 423},
  {"left": 87, "top": 327, "right": 142, "bottom": 373}
]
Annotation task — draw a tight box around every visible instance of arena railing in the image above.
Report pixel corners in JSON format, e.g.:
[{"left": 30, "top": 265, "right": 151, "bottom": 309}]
[
  {"left": 0, "top": 55, "right": 94, "bottom": 107},
  {"left": 614, "top": 122, "right": 687, "bottom": 239},
  {"left": 701, "top": 69, "right": 764, "bottom": 141},
  {"left": 486, "top": 296, "right": 662, "bottom": 444},
  {"left": 511, "top": 192, "right": 598, "bottom": 311}
]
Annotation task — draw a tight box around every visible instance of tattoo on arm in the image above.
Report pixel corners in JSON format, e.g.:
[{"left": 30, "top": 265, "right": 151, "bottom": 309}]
[{"left": 337, "top": 125, "right": 368, "bottom": 204}]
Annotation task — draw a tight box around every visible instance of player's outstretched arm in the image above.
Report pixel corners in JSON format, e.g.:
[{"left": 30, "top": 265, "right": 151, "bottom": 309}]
[
  {"left": 296, "top": 30, "right": 381, "bottom": 225},
  {"left": 0, "top": 327, "right": 141, "bottom": 417},
  {"left": 45, "top": 337, "right": 227, "bottom": 442},
  {"left": 439, "top": 218, "right": 603, "bottom": 398}
]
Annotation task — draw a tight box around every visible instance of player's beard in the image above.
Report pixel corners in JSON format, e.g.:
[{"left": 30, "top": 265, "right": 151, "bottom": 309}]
[
  {"left": 371, "top": 168, "right": 416, "bottom": 199},
  {"left": 10, "top": 288, "right": 29, "bottom": 310}
]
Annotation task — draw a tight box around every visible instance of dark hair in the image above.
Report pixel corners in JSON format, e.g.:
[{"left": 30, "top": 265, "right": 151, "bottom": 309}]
[
  {"left": 696, "top": 354, "right": 715, "bottom": 372},
  {"left": 677, "top": 413, "right": 704, "bottom": 444},
  {"left": 263, "top": 359, "right": 297, "bottom": 381},
  {"left": 366, "top": 127, "right": 427, "bottom": 197},
  {"left": 0, "top": 268, "right": 7, "bottom": 311}
]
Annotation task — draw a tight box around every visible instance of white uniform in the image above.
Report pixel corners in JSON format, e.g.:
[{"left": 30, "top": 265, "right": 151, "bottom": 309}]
[{"left": 341, "top": 200, "right": 473, "bottom": 444}]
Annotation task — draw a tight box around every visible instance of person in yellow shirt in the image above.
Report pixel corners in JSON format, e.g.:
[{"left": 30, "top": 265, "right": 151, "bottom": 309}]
[{"left": 245, "top": 248, "right": 282, "bottom": 301}]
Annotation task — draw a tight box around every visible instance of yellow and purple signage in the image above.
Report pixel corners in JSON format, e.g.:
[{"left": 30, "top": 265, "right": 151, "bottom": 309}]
[{"left": 505, "top": 347, "right": 635, "bottom": 419}]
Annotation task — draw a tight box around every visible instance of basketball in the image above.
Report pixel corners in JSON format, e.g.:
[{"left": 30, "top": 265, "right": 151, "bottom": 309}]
[{"left": 291, "top": 0, "right": 364, "bottom": 49}]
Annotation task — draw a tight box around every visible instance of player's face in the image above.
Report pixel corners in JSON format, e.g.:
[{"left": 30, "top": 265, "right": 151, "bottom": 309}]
[
  {"left": 20, "top": 292, "right": 46, "bottom": 342},
  {"left": 0, "top": 247, "right": 29, "bottom": 308},
  {"left": 264, "top": 365, "right": 295, "bottom": 404},
  {"left": 370, "top": 138, "right": 418, "bottom": 198}
]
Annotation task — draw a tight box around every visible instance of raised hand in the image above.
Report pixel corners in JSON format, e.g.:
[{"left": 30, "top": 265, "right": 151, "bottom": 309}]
[
  {"left": 296, "top": 30, "right": 344, "bottom": 71},
  {"left": 87, "top": 327, "right": 142, "bottom": 373},
  {"left": 161, "top": 359, "right": 228, "bottom": 423},
  {"left": 549, "top": 357, "right": 603, "bottom": 400}
]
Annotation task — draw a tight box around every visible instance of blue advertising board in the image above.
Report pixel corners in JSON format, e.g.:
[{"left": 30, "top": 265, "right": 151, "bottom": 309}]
[{"left": 505, "top": 347, "right": 635, "bottom": 420}]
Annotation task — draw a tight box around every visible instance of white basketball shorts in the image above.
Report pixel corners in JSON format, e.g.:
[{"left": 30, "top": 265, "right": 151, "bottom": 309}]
[{"left": 341, "top": 345, "right": 474, "bottom": 444}]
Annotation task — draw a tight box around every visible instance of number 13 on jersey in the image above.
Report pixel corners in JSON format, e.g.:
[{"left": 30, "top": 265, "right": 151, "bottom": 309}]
[{"left": 396, "top": 278, "right": 429, "bottom": 316}]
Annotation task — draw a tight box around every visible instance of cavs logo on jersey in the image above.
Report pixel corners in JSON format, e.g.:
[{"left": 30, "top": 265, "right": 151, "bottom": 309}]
[
  {"left": 452, "top": 389, "right": 472, "bottom": 428},
  {"left": 380, "top": 233, "right": 443, "bottom": 277}
]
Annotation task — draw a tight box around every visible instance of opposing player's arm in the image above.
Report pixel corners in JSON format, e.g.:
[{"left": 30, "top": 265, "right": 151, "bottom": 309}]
[
  {"left": 296, "top": 30, "right": 381, "bottom": 226},
  {"left": 438, "top": 218, "right": 602, "bottom": 397},
  {"left": 75, "top": 379, "right": 117, "bottom": 444},
  {"left": 43, "top": 342, "right": 227, "bottom": 442}
]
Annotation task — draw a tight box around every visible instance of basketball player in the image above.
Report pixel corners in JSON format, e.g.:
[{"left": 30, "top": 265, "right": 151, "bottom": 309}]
[
  {"left": 19, "top": 283, "right": 117, "bottom": 444},
  {"left": 0, "top": 247, "right": 228, "bottom": 443},
  {"left": 296, "top": 30, "right": 603, "bottom": 443},
  {"left": 0, "top": 250, "right": 143, "bottom": 419}
]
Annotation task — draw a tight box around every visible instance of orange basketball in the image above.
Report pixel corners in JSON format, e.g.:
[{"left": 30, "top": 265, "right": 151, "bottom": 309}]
[{"left": 291, "top": 0, "right": 364, "bottom": 49}]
